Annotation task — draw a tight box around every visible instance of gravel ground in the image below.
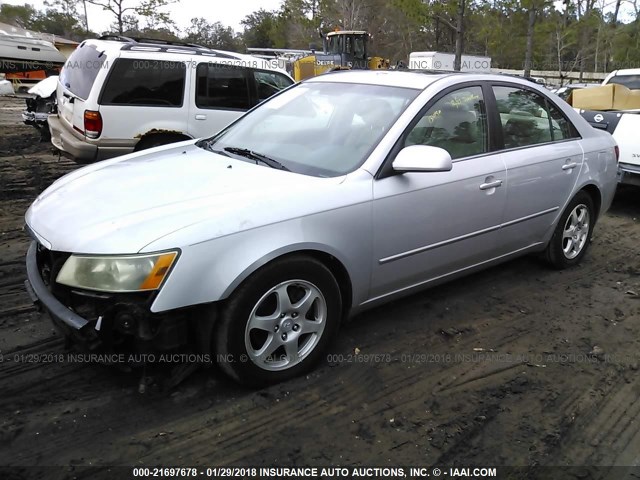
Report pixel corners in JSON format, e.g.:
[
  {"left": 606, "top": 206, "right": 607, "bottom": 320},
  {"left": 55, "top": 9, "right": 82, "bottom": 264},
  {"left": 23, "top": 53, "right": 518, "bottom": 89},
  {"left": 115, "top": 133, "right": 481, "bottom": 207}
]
[{"left": 1, "top": 96, "right": 640, "bottom": 479}]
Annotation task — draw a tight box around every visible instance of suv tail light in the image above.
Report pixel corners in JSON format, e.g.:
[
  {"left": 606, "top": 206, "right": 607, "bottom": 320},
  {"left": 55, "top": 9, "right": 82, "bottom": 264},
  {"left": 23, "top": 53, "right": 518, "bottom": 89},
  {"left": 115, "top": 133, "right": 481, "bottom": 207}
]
[
  {"left": 614, "top": 145, "right": 620, "bottom": 163},
  {"left": 84, "top": 110, "right": 102, "bottom": 139}
]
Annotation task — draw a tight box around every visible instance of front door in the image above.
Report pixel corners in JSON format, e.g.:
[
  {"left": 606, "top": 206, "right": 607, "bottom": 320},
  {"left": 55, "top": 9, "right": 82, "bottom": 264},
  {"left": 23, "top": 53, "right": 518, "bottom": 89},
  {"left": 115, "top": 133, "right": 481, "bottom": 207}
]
[{"left": 370, "top": 85, "right": 508, "bottom": 301}]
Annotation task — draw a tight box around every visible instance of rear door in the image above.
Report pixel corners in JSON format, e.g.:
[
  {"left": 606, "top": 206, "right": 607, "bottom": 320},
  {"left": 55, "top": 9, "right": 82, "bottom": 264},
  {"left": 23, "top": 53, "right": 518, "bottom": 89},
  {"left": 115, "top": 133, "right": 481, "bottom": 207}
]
[
  {"left": 57, "top": 42, "right": 107, "bottom": 132},
  {"left": 490, "top": 84, "right": 584, "bottom": 250},
  {"left": 189, "top": 63, "right": 252, "bottom": 139},
  {"left": 98, "top": 57, "right": 188, "bottom": 141}
]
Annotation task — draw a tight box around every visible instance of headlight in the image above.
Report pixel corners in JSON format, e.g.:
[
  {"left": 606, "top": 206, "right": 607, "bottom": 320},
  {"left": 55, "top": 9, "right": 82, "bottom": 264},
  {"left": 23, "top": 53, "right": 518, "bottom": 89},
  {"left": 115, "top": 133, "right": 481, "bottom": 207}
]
[{"left": 56, "top": 251, "right": 178, "bottom": 292}]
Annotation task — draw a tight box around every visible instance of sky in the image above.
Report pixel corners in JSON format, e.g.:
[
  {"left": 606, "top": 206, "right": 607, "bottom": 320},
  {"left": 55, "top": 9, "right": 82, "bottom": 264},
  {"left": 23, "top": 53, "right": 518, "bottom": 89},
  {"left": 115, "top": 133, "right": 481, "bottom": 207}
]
[{"left": 0, "top": 0, "right": 284, "bottom": 33}]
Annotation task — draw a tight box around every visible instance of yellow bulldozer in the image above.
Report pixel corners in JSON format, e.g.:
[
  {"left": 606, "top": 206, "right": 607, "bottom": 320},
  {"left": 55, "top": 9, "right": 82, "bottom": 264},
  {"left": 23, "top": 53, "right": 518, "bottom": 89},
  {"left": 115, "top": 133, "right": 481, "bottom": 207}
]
[{"left": 248, "top": 30, "right": 390, "bottom": 82}]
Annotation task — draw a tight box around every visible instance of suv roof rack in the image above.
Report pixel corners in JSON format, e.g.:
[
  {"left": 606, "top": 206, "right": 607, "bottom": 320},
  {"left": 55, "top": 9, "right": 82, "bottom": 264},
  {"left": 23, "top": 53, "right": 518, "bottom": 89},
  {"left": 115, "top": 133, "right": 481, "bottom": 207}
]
[
  {"left": 98, "top": 34, "right": 206, "bottom": 49},
  {"left": 96, "top": 34, "right": 241, "bottom": 59}
]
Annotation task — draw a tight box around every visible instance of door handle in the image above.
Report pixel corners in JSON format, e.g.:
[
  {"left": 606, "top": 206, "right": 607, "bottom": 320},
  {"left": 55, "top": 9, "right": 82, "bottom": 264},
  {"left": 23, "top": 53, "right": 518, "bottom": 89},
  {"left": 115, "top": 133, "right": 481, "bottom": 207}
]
[
  {"left": 479, "top": 179, "right": 503, "bottom": 190},
  {"left": 195, "top": 114, "right": 207, "bottom": 120},
  {"left": 562, "top": 162, "right": 577, "bottom": 170}
]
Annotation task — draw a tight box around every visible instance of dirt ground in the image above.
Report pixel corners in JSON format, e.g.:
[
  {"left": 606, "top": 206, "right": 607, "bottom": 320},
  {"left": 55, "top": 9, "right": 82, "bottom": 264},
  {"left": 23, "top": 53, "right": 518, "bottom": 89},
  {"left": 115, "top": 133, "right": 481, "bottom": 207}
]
[{"left": 1, "top": 96, "right": 640, "bottom": 478}]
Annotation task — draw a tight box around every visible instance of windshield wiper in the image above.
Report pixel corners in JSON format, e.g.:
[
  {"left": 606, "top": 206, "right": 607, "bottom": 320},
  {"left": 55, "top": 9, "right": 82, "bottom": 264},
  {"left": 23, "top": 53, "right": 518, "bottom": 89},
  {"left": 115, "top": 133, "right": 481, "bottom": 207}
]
[{"left": 223, "top": 147, "right": 290, "bottom": 171}]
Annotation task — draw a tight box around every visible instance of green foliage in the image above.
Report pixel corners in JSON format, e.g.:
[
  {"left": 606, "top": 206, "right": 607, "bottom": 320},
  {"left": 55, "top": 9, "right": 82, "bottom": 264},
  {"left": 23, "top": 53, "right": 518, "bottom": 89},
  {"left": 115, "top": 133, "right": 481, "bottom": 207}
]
[
  {"left": 0, "top": 4, "right": 39, "bottom": 29},
  {"left": 241, "top": 9, "right": 282, "bottom": 48},
  {"left": 0, "top": 3, "right": 89, "bottom": 40},
  {"left": 3, "top": 0, "right": 640, "bottom": 74},
  {"left": 183, "top": 18, "right": 242, "bottom": 51}
]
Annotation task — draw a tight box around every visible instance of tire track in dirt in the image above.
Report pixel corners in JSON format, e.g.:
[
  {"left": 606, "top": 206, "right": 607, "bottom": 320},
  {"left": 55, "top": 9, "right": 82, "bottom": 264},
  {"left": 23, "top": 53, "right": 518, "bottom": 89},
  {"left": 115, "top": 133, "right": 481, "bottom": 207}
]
[
  {"left": 115, "top": 365, "right": 382, "bottom": 466},
  {"left": 547, "top": 374, "right": 640, "bottom": 469}
]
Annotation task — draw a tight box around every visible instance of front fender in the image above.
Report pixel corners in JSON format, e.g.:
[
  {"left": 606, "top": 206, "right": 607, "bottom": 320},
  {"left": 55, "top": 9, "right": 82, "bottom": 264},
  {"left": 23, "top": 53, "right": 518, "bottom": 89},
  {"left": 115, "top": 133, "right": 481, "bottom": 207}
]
[{"left": 147, "top": 203, "right": 372, "bottom": 313}]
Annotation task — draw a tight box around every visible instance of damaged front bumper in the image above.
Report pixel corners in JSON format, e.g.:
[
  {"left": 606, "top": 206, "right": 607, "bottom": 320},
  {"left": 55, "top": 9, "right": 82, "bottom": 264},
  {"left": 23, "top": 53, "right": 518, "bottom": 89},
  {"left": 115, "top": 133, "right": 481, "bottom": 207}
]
[{"left": 25, "top": 241, "right": 212, "bottom": 363}]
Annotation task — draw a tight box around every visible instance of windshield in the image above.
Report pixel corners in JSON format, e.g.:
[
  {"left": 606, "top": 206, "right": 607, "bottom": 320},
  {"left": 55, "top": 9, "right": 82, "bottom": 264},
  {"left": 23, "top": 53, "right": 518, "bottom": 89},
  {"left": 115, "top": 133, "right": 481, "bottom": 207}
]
[
  {"left": 608, "top": 74, "right": 640, "bottom": 90},
  {"left": 200, "top": 82, "right": 419, "bottom": 177}
]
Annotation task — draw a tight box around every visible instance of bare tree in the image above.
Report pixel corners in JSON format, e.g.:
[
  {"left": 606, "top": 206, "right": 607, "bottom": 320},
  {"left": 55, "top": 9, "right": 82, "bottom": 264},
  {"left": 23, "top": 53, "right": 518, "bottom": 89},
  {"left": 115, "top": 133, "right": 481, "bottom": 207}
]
[
  {"left": 85, "top": 0, "right": 174, "bottom": 34},
  {"left": 453, "top": 0, "right": 466, "bottom": 71},
  {"left": 523, "top": 1, "right": 538, "bottom": 77}
]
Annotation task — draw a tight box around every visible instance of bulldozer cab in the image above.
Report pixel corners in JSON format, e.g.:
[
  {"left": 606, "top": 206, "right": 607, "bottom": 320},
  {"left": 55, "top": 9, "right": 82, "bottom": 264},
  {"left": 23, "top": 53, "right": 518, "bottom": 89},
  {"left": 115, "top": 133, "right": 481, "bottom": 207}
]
[{"left": 323, "top": 31, "right": 369, "bottom": 69}]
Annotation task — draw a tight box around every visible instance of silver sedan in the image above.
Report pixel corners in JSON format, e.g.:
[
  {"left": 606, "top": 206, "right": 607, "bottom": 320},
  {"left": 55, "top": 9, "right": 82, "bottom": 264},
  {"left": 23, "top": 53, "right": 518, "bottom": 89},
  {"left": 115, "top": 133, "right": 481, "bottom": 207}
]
[{"left": 25, "top": 71, "right": 618, "bottom": 386}]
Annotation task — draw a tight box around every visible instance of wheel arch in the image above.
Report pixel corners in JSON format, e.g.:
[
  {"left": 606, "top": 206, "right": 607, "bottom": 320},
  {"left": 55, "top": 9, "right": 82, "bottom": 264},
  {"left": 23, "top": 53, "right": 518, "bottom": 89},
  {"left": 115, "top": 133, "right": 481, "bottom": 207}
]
[
  {"left": 579, "top": 183, "right": 602, "bottom": 220},
  {"left": 134, "top": 130, "right": 193, "bottom": 151},
  {"left": 221, "top": 247, "right": 354, "bottom": 318}
]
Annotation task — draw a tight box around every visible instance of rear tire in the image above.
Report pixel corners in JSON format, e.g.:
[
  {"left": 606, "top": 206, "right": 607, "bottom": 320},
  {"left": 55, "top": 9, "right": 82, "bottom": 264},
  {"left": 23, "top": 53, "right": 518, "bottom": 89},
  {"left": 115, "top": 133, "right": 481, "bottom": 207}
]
[
  {"left": 214, "top": 255, "right": 342, "bottom": 387},
  {"left": 545, "top": 191, "right": 595, "bottom": 269}
]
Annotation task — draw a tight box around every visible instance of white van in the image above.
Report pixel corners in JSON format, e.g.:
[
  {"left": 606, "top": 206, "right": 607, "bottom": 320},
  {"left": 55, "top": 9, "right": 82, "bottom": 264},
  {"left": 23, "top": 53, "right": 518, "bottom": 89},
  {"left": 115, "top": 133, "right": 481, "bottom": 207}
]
[{"left": 49, "top": 36, "right": 294, "bottom": 163}]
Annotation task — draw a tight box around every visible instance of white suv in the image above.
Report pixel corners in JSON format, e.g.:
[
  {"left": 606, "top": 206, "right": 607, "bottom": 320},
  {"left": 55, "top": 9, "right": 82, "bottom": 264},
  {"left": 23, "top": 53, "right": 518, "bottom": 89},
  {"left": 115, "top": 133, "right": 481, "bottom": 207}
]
[{"left": 49, "top": 36, "right": 294, "bottom": 163}]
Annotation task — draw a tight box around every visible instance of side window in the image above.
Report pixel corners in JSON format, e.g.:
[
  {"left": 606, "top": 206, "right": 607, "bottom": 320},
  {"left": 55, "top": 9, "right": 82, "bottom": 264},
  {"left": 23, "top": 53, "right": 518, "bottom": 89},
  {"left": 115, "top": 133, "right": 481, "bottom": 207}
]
[
  {"left": 493, "top": 86, "right": 554, "bottom": 148},
  {"left": 100, "top": 58, "right": 185, "bottom": 106},
  {"left": 196, "top": 64, "right": 250, "bottom": 110},
  {"left": 405, "top": 86, "right": 488, "bottom": 160},
  {"left": 547, "top": 101, "right": 579, "bottom": 140},
  {"left": 253, "top": 70, "right": 294, "bottom": 104}
]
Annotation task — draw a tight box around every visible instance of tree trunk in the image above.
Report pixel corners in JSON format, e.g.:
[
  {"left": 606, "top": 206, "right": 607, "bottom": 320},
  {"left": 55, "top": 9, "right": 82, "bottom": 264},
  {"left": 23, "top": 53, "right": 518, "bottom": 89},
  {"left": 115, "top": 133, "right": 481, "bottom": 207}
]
[
  {"left": 454, "top": 0, "right": 465, "bottom": 71},
  {"left": 578, "top": 0, "right": 594, "bottom": 82},
  {"left": 612, "top": 0, "right": 622, "bottom": 25},
  {"left": 556, "top": 29, "right": 563, "bottom": 85},
  {"left": 83, "top": 0, "right": 89, "bottom": 33},
  {"left": 523, "top": 3, "right": 536, "bottom": 77}
]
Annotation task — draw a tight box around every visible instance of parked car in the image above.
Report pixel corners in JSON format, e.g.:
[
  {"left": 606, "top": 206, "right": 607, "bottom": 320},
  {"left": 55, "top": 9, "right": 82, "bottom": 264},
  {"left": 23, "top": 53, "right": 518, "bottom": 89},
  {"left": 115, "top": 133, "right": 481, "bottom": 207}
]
[
  {"left": 49, "top": 36, "right": 294, "bottom": 164},
  {"left": 603, "top": 68, "right": 640, "bottom": 90},
  {"left": 573, "top": 69, "right": 640, "bottom": 186},
  {"left": 25, "top": 71, "right": 618, "bottom": 386},
  {"left": 22, "top": 75, "right": 58, "bottom": 141},
  {"left": 552, "top": 83, "right": 598, "bottom": 101}
]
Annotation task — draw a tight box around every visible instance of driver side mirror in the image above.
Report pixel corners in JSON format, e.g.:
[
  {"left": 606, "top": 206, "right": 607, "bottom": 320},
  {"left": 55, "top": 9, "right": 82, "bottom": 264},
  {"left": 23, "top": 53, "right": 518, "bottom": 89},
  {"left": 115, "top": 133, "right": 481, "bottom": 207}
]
[{"left": 392, "top": 145, "right": 453, "bottom": 173}]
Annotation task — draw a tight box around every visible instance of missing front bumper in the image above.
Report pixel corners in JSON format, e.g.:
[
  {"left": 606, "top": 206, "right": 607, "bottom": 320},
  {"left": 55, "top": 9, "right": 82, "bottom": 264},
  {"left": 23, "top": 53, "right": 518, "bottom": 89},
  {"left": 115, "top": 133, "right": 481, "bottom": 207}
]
[{"left": 25, "top": 241, "right": 195, "bottom": 357}]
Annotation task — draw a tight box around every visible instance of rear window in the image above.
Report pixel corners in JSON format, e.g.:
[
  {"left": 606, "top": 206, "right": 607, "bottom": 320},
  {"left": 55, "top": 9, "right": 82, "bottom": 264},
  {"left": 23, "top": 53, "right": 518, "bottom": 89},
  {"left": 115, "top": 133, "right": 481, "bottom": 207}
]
[
  {"left": 59, "top": 43, "right": 107, "bottom": 100},
  {"left": 100, "top": 58, "right": 186, "bottom": 107},
  {"left": 608, "top": 74, "right": 640, "bottom": 90}
]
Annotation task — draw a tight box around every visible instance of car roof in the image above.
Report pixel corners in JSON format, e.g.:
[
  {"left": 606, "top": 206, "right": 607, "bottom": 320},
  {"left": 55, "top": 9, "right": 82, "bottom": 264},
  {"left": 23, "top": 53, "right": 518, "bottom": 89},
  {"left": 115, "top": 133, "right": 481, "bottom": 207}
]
[
  {"left": 306, "top": 70, "right": 454, "bottom": 89},
  {"left": 566, "top": 83, "right": 598, "bottom": 88},
  {"left": 78, "top": 37, "right": 287, "bottom": 73},
  {"left": 306, "top": 69, "right": 555, "bottom": 92},
  {"left": 610, "top": 68, "right": 640, "bottom": 76}
]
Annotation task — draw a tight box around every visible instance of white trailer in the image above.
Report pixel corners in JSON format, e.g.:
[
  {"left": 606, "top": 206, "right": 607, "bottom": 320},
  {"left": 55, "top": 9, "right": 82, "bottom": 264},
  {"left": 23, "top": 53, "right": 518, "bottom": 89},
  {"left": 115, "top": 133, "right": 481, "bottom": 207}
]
[{"left": 409, "top": 51, "right": 492, "bottom": 73}]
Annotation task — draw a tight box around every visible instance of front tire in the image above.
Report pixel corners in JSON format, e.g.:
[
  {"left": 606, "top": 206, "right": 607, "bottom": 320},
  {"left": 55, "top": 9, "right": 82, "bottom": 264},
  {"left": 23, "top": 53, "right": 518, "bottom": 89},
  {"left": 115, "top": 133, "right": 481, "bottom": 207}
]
[
  {"left": 545, "top": 191, "right": 595, "bottom": 269},
  {"left": 214, "top": 256, "right": 342, "bottom": 386}
]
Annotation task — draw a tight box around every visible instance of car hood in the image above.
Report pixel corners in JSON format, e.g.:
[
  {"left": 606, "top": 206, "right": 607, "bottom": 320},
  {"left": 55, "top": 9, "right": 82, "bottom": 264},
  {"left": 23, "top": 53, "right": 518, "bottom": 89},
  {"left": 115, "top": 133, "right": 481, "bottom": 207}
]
[{"left": 25, "top": 143, "right": 348, "bottom": 254}]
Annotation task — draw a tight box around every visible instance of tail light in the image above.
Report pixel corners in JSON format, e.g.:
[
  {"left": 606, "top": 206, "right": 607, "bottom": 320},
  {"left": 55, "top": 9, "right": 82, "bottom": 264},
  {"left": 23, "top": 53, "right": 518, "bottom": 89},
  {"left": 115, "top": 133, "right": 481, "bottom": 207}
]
[
  {"left": 84, "top": 110, "right": 102, "bottom": 139},
  {"left": 614, "top": 145, "right": 619, "bottom": 163}
]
